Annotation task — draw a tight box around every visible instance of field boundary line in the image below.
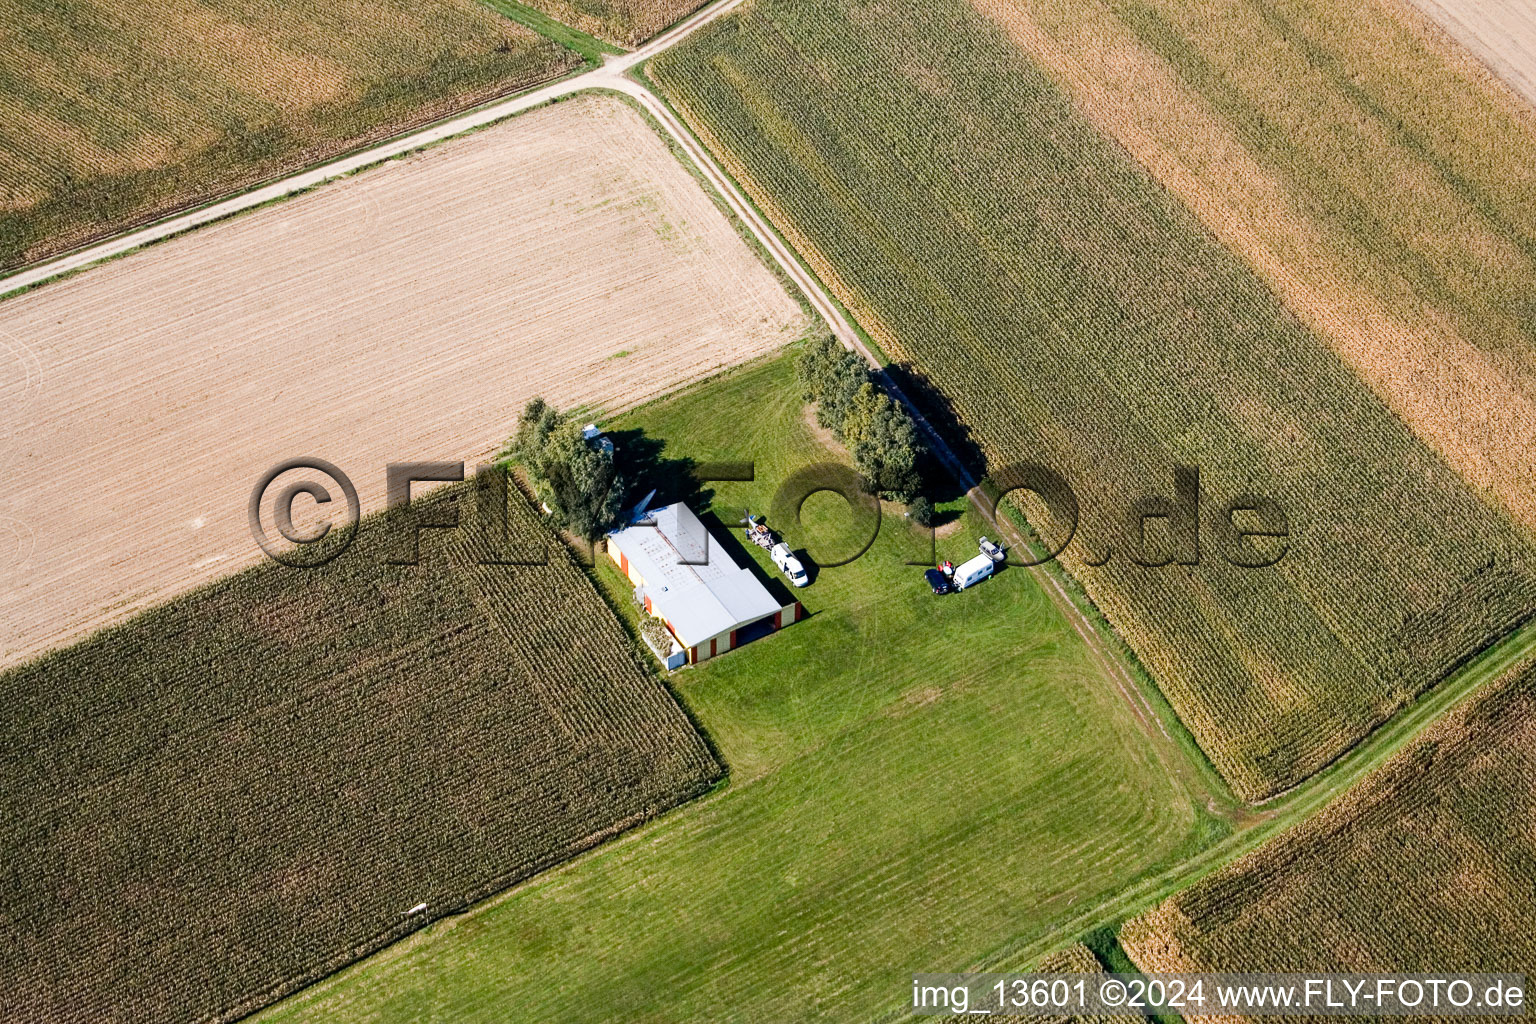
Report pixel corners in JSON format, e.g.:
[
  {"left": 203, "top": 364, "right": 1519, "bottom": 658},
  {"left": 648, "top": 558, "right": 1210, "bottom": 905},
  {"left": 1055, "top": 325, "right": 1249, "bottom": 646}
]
[
  {"left": 477, "top": 0, "right": 625, "bottom": 63},
  {"left": 630, "top": 65, "right": 1210, "bottom": 795},
  {"left": 872, "top": 617, "right": 1536, "bottom": 1022},
  {"left": 0, "top": 0, "right": 749, "bottom": 302}
]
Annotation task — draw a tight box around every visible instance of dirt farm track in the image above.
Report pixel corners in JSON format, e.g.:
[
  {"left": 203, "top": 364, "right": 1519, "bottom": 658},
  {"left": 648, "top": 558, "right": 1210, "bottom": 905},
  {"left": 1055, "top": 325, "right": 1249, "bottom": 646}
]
[{"left": 0, "top": 93, "right": 806, "bottom": 669}]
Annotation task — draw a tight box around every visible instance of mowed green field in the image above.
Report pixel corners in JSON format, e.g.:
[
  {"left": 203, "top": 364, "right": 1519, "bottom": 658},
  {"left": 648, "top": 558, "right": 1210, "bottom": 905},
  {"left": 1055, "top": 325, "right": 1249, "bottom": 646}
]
[
  {"left": 0, "top": 486, "right": 718, "bottom": 1024},
  {"left": 0, "top": 0, "right": 579, "bottom": 271},
  {"left": 258, "top": 353, "right": 1216, "bottom": 1023},
  {"left": 648, "top": 0, "right": 1536, "bottom": 800},
  {"left": 1122, "top": 656, "right": 1536, "bottom": 982},
  {"left": 517, "top": 0, "right": 709, "bottom": 47}
]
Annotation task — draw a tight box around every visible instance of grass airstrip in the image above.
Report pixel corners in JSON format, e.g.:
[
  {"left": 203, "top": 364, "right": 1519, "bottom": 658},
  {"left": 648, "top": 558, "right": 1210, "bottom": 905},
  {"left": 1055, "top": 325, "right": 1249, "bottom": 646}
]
[{"left": 260, "top": 352, "right": 1221, "bottom": 1023}]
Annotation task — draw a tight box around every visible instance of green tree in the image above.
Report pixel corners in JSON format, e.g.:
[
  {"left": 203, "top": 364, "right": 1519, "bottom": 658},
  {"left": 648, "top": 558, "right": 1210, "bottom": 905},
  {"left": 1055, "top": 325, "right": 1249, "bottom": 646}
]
[
  {"left": 796, "top": 337, "right": 928, "bottom": 504},
  {"left": 513, "top": 396, "right": 560, "bottom": 459},
  {"left": 796, "top": 334, "right": 868, "bottom": 432},
  {"left": 844, "top": 382, "right": 923, "bottom": 502},
  {"left": 538, "top": 422, "right": 626, "bottom": 540},
  {"left": 511, "top": 399, "right": 626, "bottom": 540}
]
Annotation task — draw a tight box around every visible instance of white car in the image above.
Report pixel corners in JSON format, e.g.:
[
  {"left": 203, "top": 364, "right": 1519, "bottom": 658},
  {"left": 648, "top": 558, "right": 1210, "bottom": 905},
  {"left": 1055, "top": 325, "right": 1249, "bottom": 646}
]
[{"left": 770, "top": 542, "right": 809, "bottom": 587}]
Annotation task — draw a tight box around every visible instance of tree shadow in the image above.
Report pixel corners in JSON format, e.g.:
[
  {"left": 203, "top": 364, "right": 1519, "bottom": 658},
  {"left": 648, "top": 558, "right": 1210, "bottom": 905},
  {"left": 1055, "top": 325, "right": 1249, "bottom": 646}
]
[
  {"left": 878, "top": 361, "right": 985, "bottom": 505},
  {"left": 606, "top": 426, "right": 797, "bottom": 601},
  {"left": 929, "top": 506, "right": 962, "bottom": 530}
]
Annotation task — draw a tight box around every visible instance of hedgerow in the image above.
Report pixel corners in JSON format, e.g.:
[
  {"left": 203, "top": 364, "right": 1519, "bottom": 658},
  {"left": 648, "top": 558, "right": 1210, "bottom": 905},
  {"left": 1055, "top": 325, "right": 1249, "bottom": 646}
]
[{"left": 796, "top": 334, "right": 926, "bottom": 503}]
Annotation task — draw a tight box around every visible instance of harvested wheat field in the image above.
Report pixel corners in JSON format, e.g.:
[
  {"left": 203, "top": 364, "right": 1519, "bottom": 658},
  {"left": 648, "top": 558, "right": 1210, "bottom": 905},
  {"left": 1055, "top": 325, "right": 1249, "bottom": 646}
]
[
  {"left": 0, "top": 93, "right": 807, "bottom": 670},
  {"left": 971, "top": 0, "right": 1536, "bottom": 533},
  {"left": 0, "top": 0, "right": 581, "bottom": 271},
  {"left": 1404, "top": 0, "right": 1536, "bottom": 106}
]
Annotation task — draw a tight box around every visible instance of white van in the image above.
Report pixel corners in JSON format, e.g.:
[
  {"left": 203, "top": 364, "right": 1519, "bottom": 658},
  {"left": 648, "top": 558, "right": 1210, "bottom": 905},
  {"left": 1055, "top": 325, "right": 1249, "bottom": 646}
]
[
  {"left": 771, "top": 542, "right": 810, "bottom": 588},
  {"left": 951, "top": 553, "right": 995, "bottom": 590}
]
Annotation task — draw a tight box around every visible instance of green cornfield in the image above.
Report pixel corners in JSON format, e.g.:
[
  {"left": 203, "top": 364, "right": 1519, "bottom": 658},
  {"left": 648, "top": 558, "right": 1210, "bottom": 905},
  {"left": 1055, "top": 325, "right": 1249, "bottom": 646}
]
[
  {"left": 0, "top": 0, "right": 579, "bottom": 271},
  {"left": 1122, "top": 657, "right": 1536, "bottom": 983},
  {"left": 649, "top": 0, "right": 1536, "bottom": 800},
  {"left": 0, "top": 484, "right": 720, "bottom": 1024}
]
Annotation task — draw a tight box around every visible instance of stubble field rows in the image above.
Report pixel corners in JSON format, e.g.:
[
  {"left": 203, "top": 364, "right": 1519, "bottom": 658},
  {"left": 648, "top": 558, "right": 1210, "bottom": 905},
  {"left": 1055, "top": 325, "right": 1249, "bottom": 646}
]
[{"left": 0, "top": 94, "right": 807, "bottom": 671}]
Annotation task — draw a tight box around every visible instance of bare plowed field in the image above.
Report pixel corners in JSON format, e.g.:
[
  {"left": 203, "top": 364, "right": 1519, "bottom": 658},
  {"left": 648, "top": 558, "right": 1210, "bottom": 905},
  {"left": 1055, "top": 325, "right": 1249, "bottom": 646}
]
[
  {"left": 0, "top": 94, "right": 807, "bottom": 669},
  {"left": 0, "top": 0, "right": 580, "bottom": 271},
  {"left": 1403, "top": 0, "right": 1536, "bottom": 106}
]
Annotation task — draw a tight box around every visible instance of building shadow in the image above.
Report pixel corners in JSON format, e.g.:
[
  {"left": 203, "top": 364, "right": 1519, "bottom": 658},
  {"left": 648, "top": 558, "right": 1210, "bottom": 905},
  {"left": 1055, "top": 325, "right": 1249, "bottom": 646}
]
[
  {"left": 698, "top": 508, "right": 799, "bottom": 606},
  {"left": 607, "top": 427, "right": 715, "bottom": 513}
]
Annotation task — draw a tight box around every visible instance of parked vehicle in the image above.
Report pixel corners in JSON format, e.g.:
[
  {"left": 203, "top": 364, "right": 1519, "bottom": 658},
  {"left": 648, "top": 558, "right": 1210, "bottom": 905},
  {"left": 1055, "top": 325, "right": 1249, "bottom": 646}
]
[
  {"left": 771, "top": 542, "right": 809, "bottom": 587},
  {"left": 581, "top": 422, "right": 616, "bottom": 456},
  {"left": 924, "top": 568, "right": 952, "bottom": 595},
  {"left": 951, "top": 553, "right": 995, "bottom": 590},
  {"left": 744, "top": 514, "right": 774, "bottom": 549}
]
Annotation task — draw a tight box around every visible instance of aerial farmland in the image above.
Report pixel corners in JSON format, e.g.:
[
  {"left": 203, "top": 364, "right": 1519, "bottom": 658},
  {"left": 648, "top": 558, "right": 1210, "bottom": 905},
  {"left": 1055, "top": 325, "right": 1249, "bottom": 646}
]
[
  {"left": 519, "top": 0, "right": 711, "bottom": 46},
  {"left": 1403, "top": 0, "right": 1536, "bottom": 105},
  {"left": 1124, "top": 653, "right": 1536, "bottom": 986},
  {"left": 0, "top": 94, "right": 805, "bottom": 669},
  {"left": 650, "top": 0, "right": 1536, "bottom": 800},
  {"left": 5, "top": 0, "right": 1536, "bottom": 1020},
  {"left": 0, "top": 488, "right": 722, "bottom": 1024},
  {"left": 0, "top": 0, "right": 580, "bottom": 270}
]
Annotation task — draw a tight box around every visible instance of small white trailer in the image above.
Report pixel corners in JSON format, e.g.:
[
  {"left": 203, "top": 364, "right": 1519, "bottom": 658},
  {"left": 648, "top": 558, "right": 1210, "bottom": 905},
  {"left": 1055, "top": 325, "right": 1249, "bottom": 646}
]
[{"left": 951, "top": 553, "right": 995, "bottom": 590}]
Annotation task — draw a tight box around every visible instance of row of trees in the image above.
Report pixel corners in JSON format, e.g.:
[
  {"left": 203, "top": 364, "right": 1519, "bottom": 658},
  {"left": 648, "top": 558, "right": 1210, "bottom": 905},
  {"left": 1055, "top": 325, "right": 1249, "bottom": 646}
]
[
  {"left": 513, "top": 337, "right": 931, "bottom": 540},
  {"left": 796, "top": 335, "right": 929, "bottom": 516},
  {"left": 511, "top": 397, "right": 625, "bottom": 541}
]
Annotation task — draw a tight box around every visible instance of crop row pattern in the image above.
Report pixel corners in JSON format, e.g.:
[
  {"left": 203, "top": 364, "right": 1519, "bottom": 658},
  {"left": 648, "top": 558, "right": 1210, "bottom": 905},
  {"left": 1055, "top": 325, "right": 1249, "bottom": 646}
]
[
  {"left": 649, "top": 0, "right": 1536, "bottom": 800},
  {"left": 0, "top": 485, "right": 720, "bottom": 1024}
]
